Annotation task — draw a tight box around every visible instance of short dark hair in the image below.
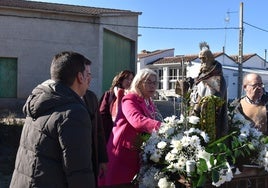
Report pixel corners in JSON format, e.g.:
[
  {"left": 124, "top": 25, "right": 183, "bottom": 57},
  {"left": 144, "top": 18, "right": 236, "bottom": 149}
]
[{"left": 50, "top": 51, "right": 92, "bottom": 86}]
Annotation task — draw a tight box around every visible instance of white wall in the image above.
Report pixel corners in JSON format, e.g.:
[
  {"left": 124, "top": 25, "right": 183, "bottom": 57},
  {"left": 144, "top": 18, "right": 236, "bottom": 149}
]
[
  {"left": 243, "top": 56, "right": 266, "bottom": 69},
  {"left": 138, "top": 49, "right": 175, "bottom": 70},
  {"left": 223, "top": 68, "right": 239, "bottom": 100},
  {"left": 216, "top": 55, "right": 237, "bottom": 67},
  {"left": 0, "top": 15, "right": 99, "bottom": 98},
  {"left": 187, "top": 62, "right": 200, "bottom": 78},
  {"left": 0, "top": 7, "right": 139, "bottom": 99}
]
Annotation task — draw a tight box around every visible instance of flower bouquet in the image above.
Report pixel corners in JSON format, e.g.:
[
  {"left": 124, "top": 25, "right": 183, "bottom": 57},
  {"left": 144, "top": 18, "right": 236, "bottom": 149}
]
[
  {"left": 137, "top": 96, "right": 268, "bottom": 188},
  {"left": 228, "top": 101, "right": 268, "bottom": 171},
  {"left": 137, "top": 115, "right": 235, "bottom": 188}
]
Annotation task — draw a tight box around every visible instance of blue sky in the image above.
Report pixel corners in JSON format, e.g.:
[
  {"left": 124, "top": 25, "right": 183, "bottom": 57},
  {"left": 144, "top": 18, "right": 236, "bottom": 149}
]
[{"left": 30, "top": 0, "right": 268, "bottom": 58}]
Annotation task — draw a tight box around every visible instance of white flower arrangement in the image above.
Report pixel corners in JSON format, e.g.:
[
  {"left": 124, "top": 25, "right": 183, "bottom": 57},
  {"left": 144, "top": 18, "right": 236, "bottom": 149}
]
[
  {"left": 138, "top": 115, "right": 234, "bottom": 188},
  {"left": 229, "top": 104, "right": 268, "bottom": 172},
  {"left": 137, "top": 100, "right": 268, "bottom": 188}
]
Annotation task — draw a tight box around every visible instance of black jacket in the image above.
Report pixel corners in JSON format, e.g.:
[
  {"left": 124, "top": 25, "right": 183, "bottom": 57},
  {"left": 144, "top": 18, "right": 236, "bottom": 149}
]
[
  {"left": 83, "top": 90, "right": 108, "bottom": 184},
  {"left": 10, "top": 80, "right": 95, "bottom": 188}
]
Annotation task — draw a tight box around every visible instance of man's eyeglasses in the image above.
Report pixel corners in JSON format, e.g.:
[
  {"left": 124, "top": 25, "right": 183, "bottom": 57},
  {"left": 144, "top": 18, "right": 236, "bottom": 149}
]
[{"left": 247, "top": 83, "right": 264, "bottom": 89}]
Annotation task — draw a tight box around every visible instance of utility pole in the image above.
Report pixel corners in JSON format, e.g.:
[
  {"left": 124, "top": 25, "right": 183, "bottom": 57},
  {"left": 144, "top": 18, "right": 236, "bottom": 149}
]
[
  {"left": 181, "top": 56, "right": 185, "bottom": 81},
  {"left": 177, "top": 55, "right": 185, "bottom": 117},
  {"left": 265, "top": 49, "right": 267, "bottom": 69},
  {"left": 237, "top": 2, "right": 244, "bottom": 98}
]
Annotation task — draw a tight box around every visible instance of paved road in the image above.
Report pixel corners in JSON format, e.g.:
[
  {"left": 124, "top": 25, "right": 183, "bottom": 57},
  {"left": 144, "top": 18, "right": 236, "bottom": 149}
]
[{"left": 154, "top": 100, "right": 181, "bottom": 119}]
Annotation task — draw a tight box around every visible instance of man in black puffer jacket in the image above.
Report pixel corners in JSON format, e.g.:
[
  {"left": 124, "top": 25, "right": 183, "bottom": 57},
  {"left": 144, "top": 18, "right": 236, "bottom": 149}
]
[{"left": 10, "top": 51, "right": 95, "bottom": 188}]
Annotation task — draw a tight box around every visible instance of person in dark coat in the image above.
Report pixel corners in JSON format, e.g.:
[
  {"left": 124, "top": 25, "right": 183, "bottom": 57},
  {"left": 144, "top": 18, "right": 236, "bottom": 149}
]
[
  {"left": 83, "top": 90, "right": 108, "bottom": 186},
  {"left": 99, "top": 70, "right": 134, "bottom": 142},
  {"left": 10, "top": 51, "right": 95, "bottom": 188}
]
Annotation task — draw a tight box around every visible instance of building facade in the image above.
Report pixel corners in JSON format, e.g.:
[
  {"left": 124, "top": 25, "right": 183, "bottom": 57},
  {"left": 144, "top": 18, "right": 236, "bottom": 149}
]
[
  {"left": 138, "top": 49, "right": 268, "bottom": 100},
  {"left": 0, "top": 0, "right": 140, "bottom": 112}
]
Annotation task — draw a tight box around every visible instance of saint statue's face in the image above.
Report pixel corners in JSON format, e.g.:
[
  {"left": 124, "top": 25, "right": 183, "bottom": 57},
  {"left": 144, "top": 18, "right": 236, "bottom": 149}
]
[{"left": 199, "top": 51, "right": 214, "bottom": 72}]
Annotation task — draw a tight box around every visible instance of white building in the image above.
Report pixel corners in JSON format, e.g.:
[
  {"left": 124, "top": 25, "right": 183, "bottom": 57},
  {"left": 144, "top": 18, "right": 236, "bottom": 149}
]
[{"left": 138, "top": 49, "right": 268, "bottom": 100}]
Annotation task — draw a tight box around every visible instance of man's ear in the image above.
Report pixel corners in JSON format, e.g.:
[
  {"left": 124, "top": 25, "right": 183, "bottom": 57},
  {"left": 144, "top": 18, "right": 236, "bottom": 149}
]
[{"left": 77, "top": 72, "right": 84, "bottom": 84}]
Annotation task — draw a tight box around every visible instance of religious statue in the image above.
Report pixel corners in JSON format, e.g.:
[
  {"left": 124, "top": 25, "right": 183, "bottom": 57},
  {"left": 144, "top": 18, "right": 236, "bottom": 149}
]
[{"left": 176, "top": 42, "right": 228, "bottom": 141}]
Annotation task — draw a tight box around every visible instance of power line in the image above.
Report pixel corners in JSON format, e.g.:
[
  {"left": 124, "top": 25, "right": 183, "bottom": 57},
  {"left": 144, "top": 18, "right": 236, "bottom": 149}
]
[
  {"left": 97, "top": 21, "right": 268, "bottom": 33},
  {"left": 243, "top": 21, "right": 268, "bottom": 33},
  {"left": 137, "top": 26, "right": 239, "bottom": 30},
  {"left": 1, "top": 12, "right": 267, "bottom": 32},
  {"left": 96, "top": 22, "right": 239, "bottom": 30}
]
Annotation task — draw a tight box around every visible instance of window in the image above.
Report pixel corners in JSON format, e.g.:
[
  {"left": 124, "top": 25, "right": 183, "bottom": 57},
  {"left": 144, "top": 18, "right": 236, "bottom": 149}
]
[
  {"left": 168, "top": 68, "right": 179, "bottom": 89},
  {"left": 158, "top": 69, "right": 163, "bottom": 80},
  {"left": 169, "top": 81, "right": 176, "bottom": 89},
  {"left": 169, "top": 68, "right": 178, "bottom": 80},
  {"left": 157, "top": 69, "right": 163, "bottom": 89},
  {"left": 0, "top": 58, "right": 17, "bottom": 98},
  {"left": 178, "top": 67, "right": 187, "bottom": 80}
]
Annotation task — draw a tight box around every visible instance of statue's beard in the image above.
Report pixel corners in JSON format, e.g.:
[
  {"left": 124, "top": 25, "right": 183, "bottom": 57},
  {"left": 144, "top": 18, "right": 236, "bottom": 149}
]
[{"left": 200, "top": 66, "right": 210, "bottom": 73}]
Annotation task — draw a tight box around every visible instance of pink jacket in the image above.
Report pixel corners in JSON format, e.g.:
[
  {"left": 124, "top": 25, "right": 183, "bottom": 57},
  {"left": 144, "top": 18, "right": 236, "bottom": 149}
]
[{"left": 98, "top": 93, "right": 161, "bottom": 186}]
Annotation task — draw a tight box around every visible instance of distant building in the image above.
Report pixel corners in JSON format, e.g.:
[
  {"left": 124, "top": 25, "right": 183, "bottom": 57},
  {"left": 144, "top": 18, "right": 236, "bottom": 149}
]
[
  {"left": 138, "top": 49, "right": 268, "bottom": 100},
  {"left": 0, "top": 0, "right": 140, "bottom": 112}
]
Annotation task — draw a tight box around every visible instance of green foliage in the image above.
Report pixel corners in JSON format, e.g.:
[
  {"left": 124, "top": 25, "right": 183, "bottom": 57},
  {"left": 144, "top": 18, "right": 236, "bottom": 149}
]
[
  {"left": 197, "top": 159, "right": 208, "bottom": 173},
  {"left": 261, "top": 136, "right": 268, "bottom": 144},
  {"left": 211, "top": 170, "right": 220, "bottom": 184},
  {"left": 139, "top": 98, "right": 268, "bottom": 187}
]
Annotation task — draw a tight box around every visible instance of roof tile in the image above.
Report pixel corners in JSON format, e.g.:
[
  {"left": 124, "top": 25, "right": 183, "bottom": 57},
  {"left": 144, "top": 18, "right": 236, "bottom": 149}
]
[{"left": 0, "top": 0, "right": 140, "bottom": 16}]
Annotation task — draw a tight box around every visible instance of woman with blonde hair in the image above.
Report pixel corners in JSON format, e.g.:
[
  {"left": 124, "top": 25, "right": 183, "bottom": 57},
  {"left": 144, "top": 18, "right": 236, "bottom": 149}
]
[{"left": 98, "top": 68, "right": 162, "bottom": 187}]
